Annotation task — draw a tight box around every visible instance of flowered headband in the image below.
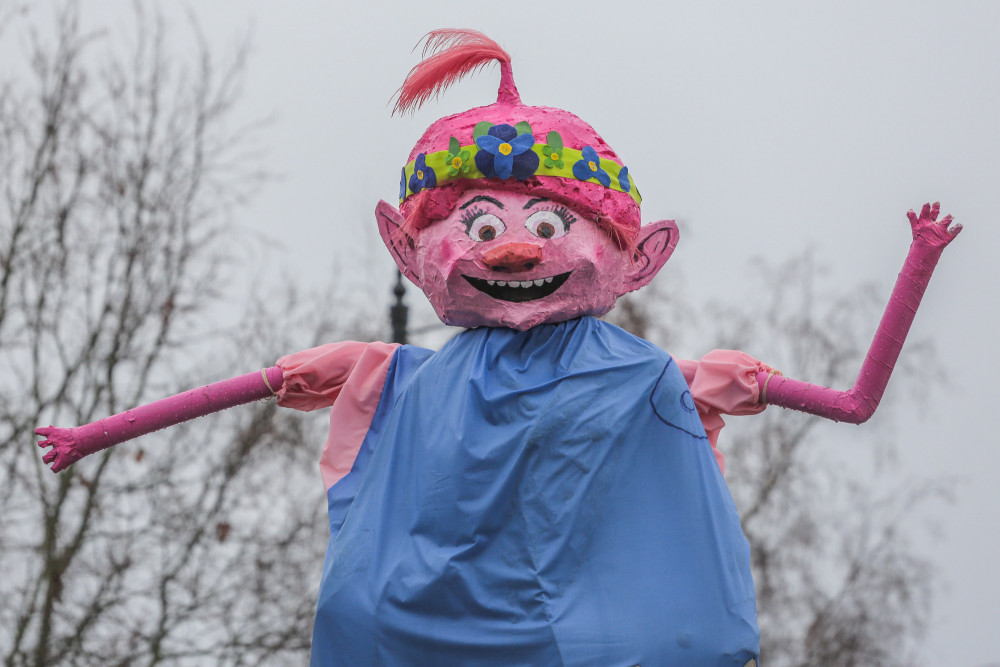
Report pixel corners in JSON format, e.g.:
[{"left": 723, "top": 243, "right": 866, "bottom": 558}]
[{"left": 399, "top": 120, "right": 640, "bottom": 206}]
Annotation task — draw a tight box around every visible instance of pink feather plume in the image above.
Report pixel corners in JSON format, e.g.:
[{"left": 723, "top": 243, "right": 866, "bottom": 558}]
[{"left": 393, "top": 29, "right": 511, "bottom": 115}]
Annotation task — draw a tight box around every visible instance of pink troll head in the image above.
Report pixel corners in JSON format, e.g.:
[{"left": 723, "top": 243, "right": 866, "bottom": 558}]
[{"left": 377, "top": 29, "right": 678, "bottom": 330}]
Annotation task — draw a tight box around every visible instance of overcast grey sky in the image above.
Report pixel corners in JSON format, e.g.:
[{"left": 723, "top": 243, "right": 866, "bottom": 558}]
[{"left": 58, "top": 1, "right": 1000, "bottom": 663}]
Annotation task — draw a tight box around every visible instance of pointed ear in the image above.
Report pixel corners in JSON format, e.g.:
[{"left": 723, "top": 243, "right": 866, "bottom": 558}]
[
  {"left": 376, "top": 200, "right": 420, "bottom": 284},
  {"left": 625, "top": 220, "right": 678, "bottom": 290}
]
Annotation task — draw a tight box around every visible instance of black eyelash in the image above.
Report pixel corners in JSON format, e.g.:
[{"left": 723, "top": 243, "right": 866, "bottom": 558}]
[
  {"left": 544, "top": 205, "right": 577, "bottom": 229},
  {"left": 459, "top": 207, "right": 485, "bottom": 232}
]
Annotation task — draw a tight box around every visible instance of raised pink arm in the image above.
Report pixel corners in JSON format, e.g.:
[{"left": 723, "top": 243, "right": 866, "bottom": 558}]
[
  {"left": 756, "top": 202, "right": 961, "bottom": 424},
  {"left": 35, "top": 366, "right": 285, "bottom": 472}
]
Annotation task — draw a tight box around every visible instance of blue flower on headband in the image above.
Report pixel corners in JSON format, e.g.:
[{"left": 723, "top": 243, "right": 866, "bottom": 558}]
[
  {"left": 618, "top": 166, "right": 631, "bottom": 193},
  {"left": 408, "top": 153, "right": 437, "bottom": 194},
  {"left": 474, "top": 124, "right": 539, "bottom": 180},
  {"left": 573, "top": 146, "right": 611, "bottom": 187},
  {"left": 399, "top": 167, "right": 407, "bottom": 199}
]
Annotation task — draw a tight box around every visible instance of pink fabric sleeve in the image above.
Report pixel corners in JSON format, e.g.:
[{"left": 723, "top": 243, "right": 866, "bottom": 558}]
[
  {"left": 277, "top": 341, "right": 400, "bottom": 490},
  {"left": 674, "top": 350, "right": 774, "bottom": 475},
  {"left": 277, "top": 342, "right": 395, "bottom": 410}
]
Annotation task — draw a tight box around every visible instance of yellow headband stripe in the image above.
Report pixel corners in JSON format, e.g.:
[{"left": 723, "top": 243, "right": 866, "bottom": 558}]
[{"left": 400, "top": 144, "right": 641, "bottom": 206}]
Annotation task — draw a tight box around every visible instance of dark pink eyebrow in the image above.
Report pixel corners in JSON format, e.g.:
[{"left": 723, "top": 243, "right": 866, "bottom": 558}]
[
  {"left": 460, "top": 195, "right": 503, "bottom": 210},
  {"left": 523, "top": 197, "right": 549, "bottom": 209}
]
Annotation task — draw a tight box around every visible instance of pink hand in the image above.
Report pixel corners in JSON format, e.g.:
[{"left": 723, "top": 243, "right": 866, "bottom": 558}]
[
  {"left": 757, "top": 203, "right": 960, "bottom": 423},
  {"left": 35, "top": 426, "right": 85, "bottom": 472},
  {"left": 906, "top": 201, "right": 962, "bottom": 248}
]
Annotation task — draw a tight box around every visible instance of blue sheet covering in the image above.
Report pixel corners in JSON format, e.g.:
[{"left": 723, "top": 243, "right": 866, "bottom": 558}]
[{"left": 312, "top": 317, "right": 759, "bottom": 666}]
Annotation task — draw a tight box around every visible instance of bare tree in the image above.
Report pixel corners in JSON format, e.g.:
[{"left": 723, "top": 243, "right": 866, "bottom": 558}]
[
  {"left": 0, "top": 3, "right": 352, "bottom": 665},
  {"left": 609, "top": 254, "right": 946, "bottom": 666}
]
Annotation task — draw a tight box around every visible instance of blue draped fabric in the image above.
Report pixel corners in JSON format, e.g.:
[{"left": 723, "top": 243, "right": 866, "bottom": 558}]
[{"left": 312, "top": 317, "right": 759, "bottom": 666}]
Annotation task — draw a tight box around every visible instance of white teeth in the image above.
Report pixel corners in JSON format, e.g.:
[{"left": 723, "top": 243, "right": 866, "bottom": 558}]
[{"left": 485, "top": 275, "right": 559, "bottom": 288}]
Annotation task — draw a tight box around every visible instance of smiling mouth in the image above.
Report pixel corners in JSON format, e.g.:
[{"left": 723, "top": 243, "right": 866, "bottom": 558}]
[{"left": 462, "top": 272, "right": 572, "bottom": 302}]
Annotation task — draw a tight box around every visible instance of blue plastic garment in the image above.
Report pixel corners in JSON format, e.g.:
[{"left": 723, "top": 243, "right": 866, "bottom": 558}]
[{"left": 312, "top": 317, "right": 759, "bottom": 666}]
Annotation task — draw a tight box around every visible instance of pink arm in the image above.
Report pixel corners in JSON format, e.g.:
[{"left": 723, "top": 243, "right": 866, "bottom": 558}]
[
  {"left": 35, "top": 367, "right": 285, "bottom": 472},
  {"left": 757, "top": 202, "right": 961, "bottom": 424}
]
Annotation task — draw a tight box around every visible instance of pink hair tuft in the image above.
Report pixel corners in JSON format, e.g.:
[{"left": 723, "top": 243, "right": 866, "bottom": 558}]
[{"left": 393, "top": 29, "right": 513, "bottom": 115}]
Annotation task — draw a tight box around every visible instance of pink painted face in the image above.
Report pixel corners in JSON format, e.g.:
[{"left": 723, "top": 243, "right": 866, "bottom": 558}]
[{"left": 377, "top": 189, "right": 679, "bottom": 330}]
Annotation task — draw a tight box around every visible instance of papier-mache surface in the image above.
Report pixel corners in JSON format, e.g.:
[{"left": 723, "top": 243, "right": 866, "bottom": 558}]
[{"left": 401, "top": 100, "right": 642, "bottom": 237}]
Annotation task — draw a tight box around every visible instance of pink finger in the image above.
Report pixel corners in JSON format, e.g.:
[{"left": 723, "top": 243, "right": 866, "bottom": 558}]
[
  {"left": 43, "top": 451, "right": 57, "bottom": 464},
  {"left": 920, "top": 203, "right": 931, "bottom": 219},
  {"left": 931, "top": 201, "right": 941, "bottom": 219}
]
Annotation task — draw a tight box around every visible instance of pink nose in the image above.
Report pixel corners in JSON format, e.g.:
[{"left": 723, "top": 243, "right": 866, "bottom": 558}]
[{"left": 481, "top": 243, "right": 543, "bottom": 273}]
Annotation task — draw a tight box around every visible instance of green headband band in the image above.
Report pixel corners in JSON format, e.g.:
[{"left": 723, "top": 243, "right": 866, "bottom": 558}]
[{"left": 399, "top": 123, "right": 641, "bottom": 206}]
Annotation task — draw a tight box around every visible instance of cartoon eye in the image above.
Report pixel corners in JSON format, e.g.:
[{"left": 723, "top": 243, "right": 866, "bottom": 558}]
[
  {"left": 466, "top": 213, "right": 506, "bottom": 242},
  {"left": 525, "top": 210, "right": 569, "bottom": 239}
]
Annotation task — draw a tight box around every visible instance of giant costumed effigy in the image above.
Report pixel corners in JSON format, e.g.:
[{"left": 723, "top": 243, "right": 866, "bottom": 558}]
[{"left": 36, "top": 30, "right": 961, "bottom": 666}]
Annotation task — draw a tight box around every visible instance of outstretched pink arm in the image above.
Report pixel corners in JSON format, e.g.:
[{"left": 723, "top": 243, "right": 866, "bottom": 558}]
[
  {"left": 756, "top": 203, "right": 961, "bottom": 424},
  {"left": 35, "top": 367, "right": 285, "bottom": 472}
]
